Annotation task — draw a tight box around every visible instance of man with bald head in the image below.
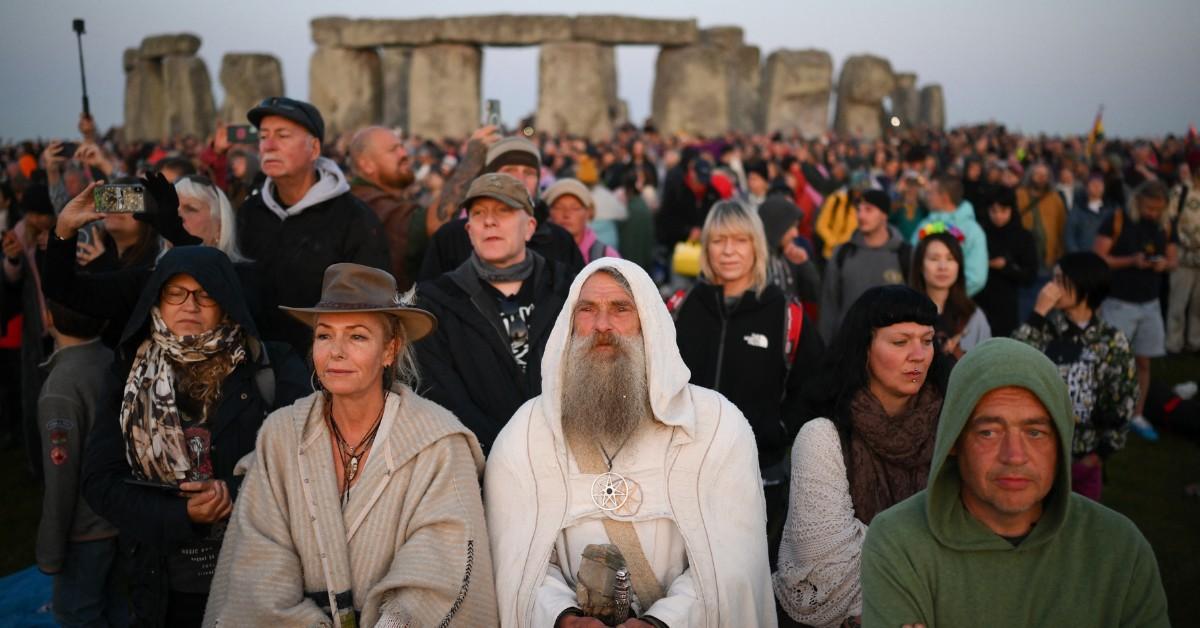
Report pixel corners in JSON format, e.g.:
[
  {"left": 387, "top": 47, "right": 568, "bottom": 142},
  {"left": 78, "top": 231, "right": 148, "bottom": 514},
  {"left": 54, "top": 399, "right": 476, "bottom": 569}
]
[{"left": 349, "top": 126, "right": 419, "bottom": 289}]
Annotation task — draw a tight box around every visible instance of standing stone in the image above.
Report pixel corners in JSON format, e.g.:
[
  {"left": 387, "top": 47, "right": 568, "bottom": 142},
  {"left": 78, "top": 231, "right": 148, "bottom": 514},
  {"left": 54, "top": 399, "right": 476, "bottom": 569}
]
[
  {"left": 161, "top": 55, "right": 216, "bottom": 138},
  {"left": 309, "top": 46, "right": 382, "bottom": 140},
  {"left": 380, "top": 48, "right": 413, "bottom": 132},
  {"left": 890, "top": 72, "right": 919, "bottom": 128},
  {"left": 919, "top": 84, "right": 946, "bottom": 130},
  {"left": 139, "top": 33, "right": 201, "bottom": 59},
  {"left": 124, "top": 54, "right": 165, "bottom": 141},
  {"left": 219, "top": 54, "right": 284, "bottom": 123},
  {"left": 408, "top": 44, "right": 481, "bottom": 139},
  {"left": 761, "top": 49, "right": 833, "bottom": 138},
  {"left": 699, "top": 27, "right": 760, "bottom": 134},
  {"left": 537, "top": 42, "right": 616, "bottom": 141},
  {"left": 833, "top": 54, "right": 895, "bottom": 140},
  {"left": 651, "top": 45, "right": 729, "bottom": 136}
]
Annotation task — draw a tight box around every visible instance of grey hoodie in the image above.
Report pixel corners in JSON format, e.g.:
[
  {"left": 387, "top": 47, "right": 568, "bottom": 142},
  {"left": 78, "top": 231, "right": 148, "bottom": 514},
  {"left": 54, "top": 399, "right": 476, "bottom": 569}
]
[{"left": 819, "top": 225, "right": 911, "bottom": 342}]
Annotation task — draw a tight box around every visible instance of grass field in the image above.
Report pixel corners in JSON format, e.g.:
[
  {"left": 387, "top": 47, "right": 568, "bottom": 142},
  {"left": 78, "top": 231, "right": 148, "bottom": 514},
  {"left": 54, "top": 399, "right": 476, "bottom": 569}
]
[{"left": 1, "top": 354, "right": 1197, "bottom": 623}]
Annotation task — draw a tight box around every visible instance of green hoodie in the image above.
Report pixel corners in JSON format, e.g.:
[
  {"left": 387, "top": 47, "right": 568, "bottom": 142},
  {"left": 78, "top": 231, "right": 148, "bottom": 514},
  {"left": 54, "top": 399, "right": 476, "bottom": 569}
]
[{"left": 861, "top": 338, "right": 1168, "bottom": 627}]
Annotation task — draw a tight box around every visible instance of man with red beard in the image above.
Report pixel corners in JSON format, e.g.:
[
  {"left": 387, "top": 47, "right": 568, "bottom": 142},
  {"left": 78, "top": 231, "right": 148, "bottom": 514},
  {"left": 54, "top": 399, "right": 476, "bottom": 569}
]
[
  {"left": 236, "top": 98, "right": 390, "bottom": 356},
  {"left": 349, "top": 126, "right": 420, "bottom": 290},
  {"left": 485, "top": 259, "right": 775, "bottom": 628}
]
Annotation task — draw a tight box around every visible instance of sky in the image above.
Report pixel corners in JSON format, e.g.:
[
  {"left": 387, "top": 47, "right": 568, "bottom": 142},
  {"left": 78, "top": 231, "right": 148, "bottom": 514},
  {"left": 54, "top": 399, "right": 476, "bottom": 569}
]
[{"left": 2, "top": 0, "right": 1198, "bottom": 141}]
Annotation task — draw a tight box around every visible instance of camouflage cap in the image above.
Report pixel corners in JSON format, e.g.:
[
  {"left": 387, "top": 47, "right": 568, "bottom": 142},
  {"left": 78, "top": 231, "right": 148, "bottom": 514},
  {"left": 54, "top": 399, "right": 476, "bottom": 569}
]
[{"left": 463, "top": 173, "right": 535, "bottom": 215}]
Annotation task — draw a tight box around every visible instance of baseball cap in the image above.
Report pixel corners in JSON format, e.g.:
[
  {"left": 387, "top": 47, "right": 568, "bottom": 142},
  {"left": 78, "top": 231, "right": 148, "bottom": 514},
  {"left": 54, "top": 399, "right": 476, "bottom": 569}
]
[
  {"left": 463, "top": 173, "right": 535, "bottom": 215},
  {"left": 543, "top": 178, "right": 594, "bottom": 210},
  {"left": 485, "top": 137, "right": 541, "bottom": 172},
  {"left": 247, "top": 97, "right": 325, "bottom": 145}
]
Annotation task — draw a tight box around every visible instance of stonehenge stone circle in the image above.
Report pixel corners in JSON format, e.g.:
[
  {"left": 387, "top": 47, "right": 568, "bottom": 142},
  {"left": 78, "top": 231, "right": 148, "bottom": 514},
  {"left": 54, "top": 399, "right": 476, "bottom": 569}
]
[{"left": 123, "top": 16, "right": 947, "bottom": 141}]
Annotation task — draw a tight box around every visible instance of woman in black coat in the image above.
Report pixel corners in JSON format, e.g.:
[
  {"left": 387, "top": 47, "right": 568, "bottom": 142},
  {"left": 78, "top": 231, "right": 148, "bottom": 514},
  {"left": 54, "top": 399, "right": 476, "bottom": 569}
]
[
  {"left": 974, "top": 187, "right": 1038, "bottom": 337},
  {"left": 81, "top": 246, "right": 308, "bottom": 627},
  {"left": 669, "top": 200, "right": 823, "bottom": 570}
]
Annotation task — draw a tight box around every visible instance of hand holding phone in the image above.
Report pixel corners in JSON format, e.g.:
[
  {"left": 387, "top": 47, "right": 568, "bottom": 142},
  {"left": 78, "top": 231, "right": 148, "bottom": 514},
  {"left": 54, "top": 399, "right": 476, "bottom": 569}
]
[
  {"left": 485, "top": 99, "right": 501, "bottom": 127},
  {"left": 93, "top": 183, "right": 146, "bottom": 213}
]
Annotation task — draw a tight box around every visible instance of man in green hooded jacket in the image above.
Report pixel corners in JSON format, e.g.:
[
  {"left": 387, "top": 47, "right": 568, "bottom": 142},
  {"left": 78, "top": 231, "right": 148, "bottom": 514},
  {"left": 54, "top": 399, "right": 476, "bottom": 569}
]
[{"left": 861, "top": 338, "right": 1168, "bottom": 627}]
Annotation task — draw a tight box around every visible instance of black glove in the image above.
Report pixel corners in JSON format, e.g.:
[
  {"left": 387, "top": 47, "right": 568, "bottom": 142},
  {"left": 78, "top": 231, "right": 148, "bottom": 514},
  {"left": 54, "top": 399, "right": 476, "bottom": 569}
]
[{"left": 136, "top": 171, "right": 201, "bottom": 246}]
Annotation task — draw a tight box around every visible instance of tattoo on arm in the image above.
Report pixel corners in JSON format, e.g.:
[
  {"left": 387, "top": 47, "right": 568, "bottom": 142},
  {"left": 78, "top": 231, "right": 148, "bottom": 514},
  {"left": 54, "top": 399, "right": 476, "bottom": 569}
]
[{"left": 435, "top": 140, "right": 489, "bottom": 223}]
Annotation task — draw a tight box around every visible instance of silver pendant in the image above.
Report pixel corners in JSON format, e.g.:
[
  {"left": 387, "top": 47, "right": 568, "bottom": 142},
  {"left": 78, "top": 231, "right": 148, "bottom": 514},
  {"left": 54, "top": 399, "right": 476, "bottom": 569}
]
[{"left": 591, "top": 472, "right": 631, "bottom": 512}]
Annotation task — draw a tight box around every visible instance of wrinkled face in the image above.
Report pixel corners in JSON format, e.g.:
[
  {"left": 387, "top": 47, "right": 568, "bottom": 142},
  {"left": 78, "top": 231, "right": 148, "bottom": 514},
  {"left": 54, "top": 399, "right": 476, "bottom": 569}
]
[
  {"left": 497, "top": 163, "right": 539, "bottom": 199},
  {"left": 364, "top": 128, "right": 413, "bottom": 189},
  {"left": 706, "top": 227, "right": 756, "bottom": 289},
  {"left": 922, "top": 240, "right": 959, "bottom": 291},
  {"left": 856, "top": 201, "right": 887, "bottom": 234},
  {"left": 572, "top": 272, "right": 642, "bottom": 346},
  {"left": 953, "top": 386, "right": 1059, "bottom": 534},
  {"left": 159, "top": 273, "right": 223, "bottom": 336},
  {"left": 548, "top": 194, "right": 591, "bottom": 240},
  {"left": 465, "top": 197, "right": 536, "bottom": 268},
  {"left": 312, "top": 312, "right": 398, "bottom": 397},
  {"left": 988, "top": 203, "right": 1013, "bottom": 228},
  {"left": 867, "top": 322, "right": 936, "bottom": 401},
  {"left": 178, "top": 194, "right": 219, "bottom": 246},
  {"left": 257, "top": 115, "right": 318, "bottom": 180}
]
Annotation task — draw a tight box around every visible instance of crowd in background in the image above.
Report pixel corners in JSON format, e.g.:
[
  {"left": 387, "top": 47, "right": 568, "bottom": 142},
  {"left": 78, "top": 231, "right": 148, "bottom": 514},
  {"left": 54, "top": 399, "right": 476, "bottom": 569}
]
[{"left": 0, "top": 103, "right": 1196, "bottom": 627}]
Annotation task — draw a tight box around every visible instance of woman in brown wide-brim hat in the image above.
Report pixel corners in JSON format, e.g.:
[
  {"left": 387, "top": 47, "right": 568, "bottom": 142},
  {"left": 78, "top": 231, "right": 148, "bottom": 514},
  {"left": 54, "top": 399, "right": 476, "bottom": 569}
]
[{"left": 204, "top": 263, "right": 498, "bottom": 627}]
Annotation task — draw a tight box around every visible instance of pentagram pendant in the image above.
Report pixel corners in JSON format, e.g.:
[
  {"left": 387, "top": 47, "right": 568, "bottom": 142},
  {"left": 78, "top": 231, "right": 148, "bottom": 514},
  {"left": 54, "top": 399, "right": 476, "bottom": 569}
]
[{"left": 591, "top": 472, "right": 631, "bottom": 512}]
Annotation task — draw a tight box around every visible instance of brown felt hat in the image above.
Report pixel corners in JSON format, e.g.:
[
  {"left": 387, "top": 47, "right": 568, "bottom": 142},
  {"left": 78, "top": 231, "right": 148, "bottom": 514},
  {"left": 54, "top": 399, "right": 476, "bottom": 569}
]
[{"left": 280, "top": 263, "right": 436, "bottom": 341}]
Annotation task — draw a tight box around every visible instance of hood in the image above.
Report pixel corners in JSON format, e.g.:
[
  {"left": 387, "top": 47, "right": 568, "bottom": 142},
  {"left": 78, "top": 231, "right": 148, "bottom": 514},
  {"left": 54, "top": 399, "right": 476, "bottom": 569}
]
[
  {"left": 953, "top": 199, "right": 978, "bottom": 224},
  {"left": 119, "top": 246, "right": 259, "bottom": 351},
  {"left": 539, "top": 258, "right": 696, "bottom": 442},
  {"left": 925, "top": 338, "right": 1075, "bottom": 551},
  {"left": 260, "top": 156, "right": 351, "bottom": 220}
]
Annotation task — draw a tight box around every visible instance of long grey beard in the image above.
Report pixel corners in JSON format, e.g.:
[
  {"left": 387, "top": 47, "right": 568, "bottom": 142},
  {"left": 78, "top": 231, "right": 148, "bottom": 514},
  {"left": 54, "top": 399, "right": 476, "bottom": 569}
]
[{"left": 560, "top": 331, "right": 651, "bottom": 451}]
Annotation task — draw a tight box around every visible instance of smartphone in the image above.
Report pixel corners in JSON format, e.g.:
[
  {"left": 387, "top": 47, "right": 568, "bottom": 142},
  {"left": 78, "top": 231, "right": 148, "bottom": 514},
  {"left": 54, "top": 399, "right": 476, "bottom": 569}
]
[
  {"left": 124, "top": 478, "right": 183, "bottom": 493},
  {"left": 58, "top": 142, "right": 80, "bottom": 160},
  {"left": 93, "top": 183, "right": 146, "bottom": 213},
  {"left": 226, "top": 124, "right": 259, "bottom": 144},
  {"left": 485, "top": 99, "right": 501, "bottom": 127}
]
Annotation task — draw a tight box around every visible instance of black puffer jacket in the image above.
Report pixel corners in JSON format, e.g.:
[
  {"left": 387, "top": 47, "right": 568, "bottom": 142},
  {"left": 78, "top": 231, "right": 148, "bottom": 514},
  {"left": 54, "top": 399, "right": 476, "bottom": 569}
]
[
  {"left": 414, "top": 252, "right": 571, "bottom": 452},
  {"left": 672, "top": 281, "right": 823, "bottom": 468},
  {"left": 81, "top": 247, "right": 309, "bottom": 627}
]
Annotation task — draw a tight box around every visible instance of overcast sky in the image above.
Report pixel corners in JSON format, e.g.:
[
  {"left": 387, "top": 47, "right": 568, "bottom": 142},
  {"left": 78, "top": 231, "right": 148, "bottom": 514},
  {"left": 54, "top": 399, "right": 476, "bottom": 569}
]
[{"left": 2, "top": 0, "right": 1198, "bottom": 141}]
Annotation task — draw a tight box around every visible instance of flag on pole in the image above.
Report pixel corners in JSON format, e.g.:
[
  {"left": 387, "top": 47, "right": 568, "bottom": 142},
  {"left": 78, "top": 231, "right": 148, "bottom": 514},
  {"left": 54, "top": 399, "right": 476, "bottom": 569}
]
[{"left": 1086, "top": 106, "right": 1105, "bottom": 157}]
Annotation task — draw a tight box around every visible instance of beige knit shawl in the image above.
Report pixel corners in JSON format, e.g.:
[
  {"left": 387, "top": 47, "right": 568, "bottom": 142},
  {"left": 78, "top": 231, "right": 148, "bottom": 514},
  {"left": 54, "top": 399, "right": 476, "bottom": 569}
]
[{"left": 203, "top": 386, "right": 498, "bottom": 627}]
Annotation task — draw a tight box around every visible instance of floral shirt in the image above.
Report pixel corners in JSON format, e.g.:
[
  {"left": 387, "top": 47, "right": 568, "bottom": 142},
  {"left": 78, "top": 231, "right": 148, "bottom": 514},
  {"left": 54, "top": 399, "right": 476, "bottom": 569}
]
[{"left": 1013, "top": 311, "right": 1137, "bottom": 457}]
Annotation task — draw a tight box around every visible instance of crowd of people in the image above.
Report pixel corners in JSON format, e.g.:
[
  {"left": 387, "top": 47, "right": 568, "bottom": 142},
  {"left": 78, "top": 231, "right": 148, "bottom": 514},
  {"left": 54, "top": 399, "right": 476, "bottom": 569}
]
[{"left": 0, "top": 94, "right": 1193, "bottom": 627}]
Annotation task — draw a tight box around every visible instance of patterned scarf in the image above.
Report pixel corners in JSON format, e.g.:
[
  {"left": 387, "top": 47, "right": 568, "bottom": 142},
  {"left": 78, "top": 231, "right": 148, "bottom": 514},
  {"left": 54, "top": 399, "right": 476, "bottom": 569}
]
[
  {"left": 120, "top": 307, "right": 246, "bottom": 482},
  {"left": 846, "top": 385, "right": 942, "bottom": 524}
]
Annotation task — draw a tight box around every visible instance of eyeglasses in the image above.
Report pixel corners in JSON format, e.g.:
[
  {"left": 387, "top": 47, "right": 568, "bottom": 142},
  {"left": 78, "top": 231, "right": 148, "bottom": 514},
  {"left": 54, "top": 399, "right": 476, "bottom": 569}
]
[
  {"left": 497, "top": 299, "right": 529, "bottom": 345},
  {"left": 161, "top": 285, "right": 218, "bottom": 308}
]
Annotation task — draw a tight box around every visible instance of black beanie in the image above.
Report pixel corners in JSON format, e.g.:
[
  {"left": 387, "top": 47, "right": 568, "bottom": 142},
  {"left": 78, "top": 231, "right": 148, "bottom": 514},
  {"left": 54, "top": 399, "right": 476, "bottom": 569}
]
[
  {"left": 20, "top": 184, "right": 54, "bottom": 217},
  {"left": 758, "top": 195, "right": 802, "bottom": 247},
  {"left": 860, "top": 189, "right": 891, "bottom": 214}
]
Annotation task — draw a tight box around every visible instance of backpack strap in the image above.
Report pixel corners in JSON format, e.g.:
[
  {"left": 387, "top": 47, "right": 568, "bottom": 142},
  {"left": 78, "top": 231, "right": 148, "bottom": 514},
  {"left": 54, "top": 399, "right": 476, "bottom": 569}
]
[
  {"left": 587, "top": 239, "right": 609, "bottom": 263},
  {"left": 666, "top": 289, "right": 689, "bottom": 317},
  {"left": 784, "top": 299, "right": 804, "bottom": 368}
]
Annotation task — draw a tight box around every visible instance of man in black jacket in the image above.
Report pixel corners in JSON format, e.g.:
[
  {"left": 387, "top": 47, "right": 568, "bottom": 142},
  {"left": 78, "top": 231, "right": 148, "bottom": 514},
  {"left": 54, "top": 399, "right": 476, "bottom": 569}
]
[
  {"left": 237, "top": 97, "right": 390, "bottom": 355},
  {"left": 415, "top": 173, "right": 572, "bottom": 452}
]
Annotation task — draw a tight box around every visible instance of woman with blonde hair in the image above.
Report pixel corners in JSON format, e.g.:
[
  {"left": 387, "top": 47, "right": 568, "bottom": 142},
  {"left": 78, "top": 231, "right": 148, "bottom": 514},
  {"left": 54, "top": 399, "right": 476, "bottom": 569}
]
[
  {"left": 669, "top": 199, "right": 823, "bottom": 570},
  {"left": 204, "top": 263, "right": 498, "bottom": 627}
]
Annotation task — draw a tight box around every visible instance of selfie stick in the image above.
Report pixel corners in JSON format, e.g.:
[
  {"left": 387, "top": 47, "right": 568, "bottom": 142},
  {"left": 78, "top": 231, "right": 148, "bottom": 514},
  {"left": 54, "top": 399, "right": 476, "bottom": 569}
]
[{"left": 73, "top": 19, "right": 90, "bottom": 118}]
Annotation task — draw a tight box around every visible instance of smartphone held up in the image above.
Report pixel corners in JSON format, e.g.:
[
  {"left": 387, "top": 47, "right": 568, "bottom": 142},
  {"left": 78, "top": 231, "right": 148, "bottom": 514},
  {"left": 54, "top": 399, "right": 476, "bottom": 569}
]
[{"left": 93, "top": 183, "right": 146, "bottom": 213}]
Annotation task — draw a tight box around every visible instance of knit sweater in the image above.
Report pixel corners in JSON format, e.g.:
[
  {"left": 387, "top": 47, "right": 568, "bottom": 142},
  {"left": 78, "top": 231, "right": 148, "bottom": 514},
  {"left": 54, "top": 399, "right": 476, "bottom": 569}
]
[
  {"left": 203, "top": 387, "right": 498, "bottom": 627},
  {"left": 861, "top": 339, "right": 1168, "bottom": 628}
]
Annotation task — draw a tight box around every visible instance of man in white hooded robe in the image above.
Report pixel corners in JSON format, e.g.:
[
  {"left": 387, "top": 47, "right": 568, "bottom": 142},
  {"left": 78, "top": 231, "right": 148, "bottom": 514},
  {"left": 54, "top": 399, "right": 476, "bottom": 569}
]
[{"left": 484, "top": 258, "right": 776, "bottom": 628}]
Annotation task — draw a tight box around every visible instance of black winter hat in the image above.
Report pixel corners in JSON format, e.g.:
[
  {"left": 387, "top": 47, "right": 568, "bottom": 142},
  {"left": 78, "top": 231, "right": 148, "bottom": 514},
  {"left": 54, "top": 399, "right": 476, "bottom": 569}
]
[
  {"left": 860, "top": 189, "right": 891, "bottom": 214},
  {"left": 758, "top": 195, "right": 802, "bottom": 247}
]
